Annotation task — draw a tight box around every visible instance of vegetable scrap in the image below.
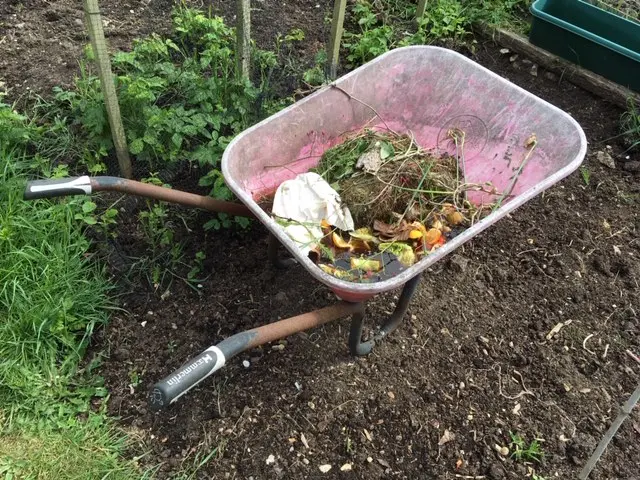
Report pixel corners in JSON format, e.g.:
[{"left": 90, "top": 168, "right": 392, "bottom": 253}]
[{"left": 272, "top": 129, "right": 495, "bottom": 283}]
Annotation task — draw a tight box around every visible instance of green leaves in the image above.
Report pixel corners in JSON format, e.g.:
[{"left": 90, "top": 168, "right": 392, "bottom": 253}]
[{"left": 380, "top": 141, "right": 394, "bottom": 160}]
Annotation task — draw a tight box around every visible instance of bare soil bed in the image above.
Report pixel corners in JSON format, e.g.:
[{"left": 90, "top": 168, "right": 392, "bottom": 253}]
[{"left": 1, "top": 1, "right": 639, "bottom": 479}]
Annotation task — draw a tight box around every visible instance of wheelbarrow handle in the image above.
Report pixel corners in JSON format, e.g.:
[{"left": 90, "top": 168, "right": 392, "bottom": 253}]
[
  {"left": 23, "top": 175, "right": 255, "bottom": 218},
  {"left": 24, "top": 176, "right": 92, "bottom": 200},
  {"left": 149, "top": 346, "right": 227, "bottom": 410}
]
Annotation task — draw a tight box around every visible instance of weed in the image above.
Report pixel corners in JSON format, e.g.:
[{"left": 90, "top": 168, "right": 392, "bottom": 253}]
[
  {"left": 509, "top": 432, "right": 544, "bottom": 462},
  {"left": 128, "top": 369, "right": 142, "bottom": 388},
  {"left": 188, "top": 250, "right": 207, "bottom": 283},
  {"left": 74, "top": 199, "right": 120, "bottom": 238},
  {"left": 580, "top": 166, "right": 591, "bottom": 186},
  {"left": 173, "top": 442, "right": 225, "bottom": 480},
  {"left": 620, "top": 99, "right": 640, "bottom": 152},
  {"left": 302, "top": 50, "right": 329, "bottom": 86},
  {"left": 467, "top": 0, "right": 533, "bottom": 34}
]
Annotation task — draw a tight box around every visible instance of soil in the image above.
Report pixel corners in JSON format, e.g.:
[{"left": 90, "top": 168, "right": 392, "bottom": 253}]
[{"left": 2, "top": 1, "right": 640, "bottom": 480}]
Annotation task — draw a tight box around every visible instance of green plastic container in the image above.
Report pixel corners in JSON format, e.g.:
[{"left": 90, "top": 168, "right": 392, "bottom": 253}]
[{"left": 529, "top": 0, "right": 640, "bottom": 92}]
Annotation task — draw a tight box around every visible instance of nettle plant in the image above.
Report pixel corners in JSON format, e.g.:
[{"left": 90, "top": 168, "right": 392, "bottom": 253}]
[{"left": 54, "top": 7, "right": 276, "bottom": 226}]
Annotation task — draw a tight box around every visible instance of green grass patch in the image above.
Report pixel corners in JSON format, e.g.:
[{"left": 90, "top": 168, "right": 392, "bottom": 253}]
[
  {"left": 0, "top": 416, "right": 152, "bottom": 480},
  {"left": 0, "top": 101, "right": 147, "bottom": 479}
]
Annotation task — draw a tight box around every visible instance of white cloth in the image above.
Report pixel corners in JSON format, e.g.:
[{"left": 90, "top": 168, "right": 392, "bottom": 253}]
[{"left": 272, "top": 172, "right": 354, "bottom": 254}]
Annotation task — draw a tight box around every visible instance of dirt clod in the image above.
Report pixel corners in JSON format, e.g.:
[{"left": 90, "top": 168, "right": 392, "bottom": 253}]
[
  {"left": 449, "top": 254, "right": 470, "bottom": 273},
  {"left": 568, "top": 432, "right": 597, "bottom": 464},
  {"left": 489, "top": 462, "right": 507, "bottom": 479},
  {"left": 623, "top": 161, "right": 640, "bottom": 172},
  {"left": 596, "top": 150, "right": 616, "bottom": 169}
]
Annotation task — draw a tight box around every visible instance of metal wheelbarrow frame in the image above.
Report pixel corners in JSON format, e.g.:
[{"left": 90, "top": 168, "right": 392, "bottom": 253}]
[{"left": 24, "top": 46, "right": 587, "bottom": 411}]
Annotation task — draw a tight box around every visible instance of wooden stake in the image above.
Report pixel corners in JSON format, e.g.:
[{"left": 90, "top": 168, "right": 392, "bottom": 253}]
[
  {"left": 415, "top": 0, "right": 428, "bottom": 22},
  {"left": 236, "top": 0, "right": 251, "bottom": 79},
  {"left": 327, "top": 0, "right": 347, "bottom": 79},
  {"left": 83, "top": 0, "right": 132, "bottom": 179}
]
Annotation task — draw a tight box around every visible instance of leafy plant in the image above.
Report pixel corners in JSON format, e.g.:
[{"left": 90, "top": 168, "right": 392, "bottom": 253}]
[
  {"left": 509, "top": 432, "right": 544, "bottom": 463},
  {"left": 74, "top": 200, "right": 120, "bottom": 238},
  {"left": 136, "top": 175, "right": 185, "bottom": 287},
  {"left": 467, "top": 0, "right": 533, "bottom": 34},
  {"left": 51, "top": 7, "right": 278, "bottom": 229},
  {"left": 580, "top": 166, "right": 591, "bottom": 186},
  {"left": 344, "top": 26, "right": 395, "bottom": 64},
  {"left": 188, "top": 250, "right": 207, "bottom": 282},
  {"left": 343, "top": 0, "right": 395, "bottom": 65},
  {"left": 401, "top": 0, "right": 468, "bottom": 45},
  {"left": 302, "top": 50, "right": 328, "bottom": 86}
]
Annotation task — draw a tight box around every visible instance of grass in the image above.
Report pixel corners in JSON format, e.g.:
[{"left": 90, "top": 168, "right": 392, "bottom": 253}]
[
  {"left": 620, "top": 99, "right": 640, "bottom": 152},
  {"left": 509, "top": 432, "right": 545, "bottom": 462},
  {"left": 0, "top": 418, "right": 154, "bottom": 480},
  {"left": 0, "top": 101, "right": 148, "bottom": 479}
]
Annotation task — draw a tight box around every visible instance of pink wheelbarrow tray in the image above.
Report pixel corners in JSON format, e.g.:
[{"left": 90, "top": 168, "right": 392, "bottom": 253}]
[{"left": 24, "top": 46, "right": 587, "bottom": 410}]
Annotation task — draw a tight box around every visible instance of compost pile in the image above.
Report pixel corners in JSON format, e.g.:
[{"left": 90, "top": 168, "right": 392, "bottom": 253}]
[{"left": 273, "top": 130, "right": 492, "bottom": 283}]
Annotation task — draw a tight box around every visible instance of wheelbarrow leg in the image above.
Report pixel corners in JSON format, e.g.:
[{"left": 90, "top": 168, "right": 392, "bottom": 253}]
[
  {"left": 348, "top": 275, "right": 421, "bottom": 356},
  {"left": 267, "top": 233, "right": 297, "bottom": 269}
]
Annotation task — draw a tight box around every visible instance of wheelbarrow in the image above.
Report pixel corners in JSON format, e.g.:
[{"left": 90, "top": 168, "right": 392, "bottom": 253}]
[{"left": 24, "top": 46, "right": 587, "bottom": 411}]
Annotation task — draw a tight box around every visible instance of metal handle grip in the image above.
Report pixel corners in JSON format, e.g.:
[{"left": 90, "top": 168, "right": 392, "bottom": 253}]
[
  {"left": 148, "top": 346, "right": 226, "bottom": 411},
  {"left": 24, "top": 176, "right": 92, "bottom": 200}
]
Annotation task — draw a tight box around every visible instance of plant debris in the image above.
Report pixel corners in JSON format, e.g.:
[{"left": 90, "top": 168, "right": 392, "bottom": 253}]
[{"left": 273, "top": 129, "right": 495, "bottom": 283}]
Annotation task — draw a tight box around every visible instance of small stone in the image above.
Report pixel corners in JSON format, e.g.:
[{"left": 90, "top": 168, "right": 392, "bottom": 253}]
[
  {"left": 509, "top": 54, "right": 518, "bottom": 62},
  {"left": 367, "top": 456, "right": 373, "bottom": 463},
  {"left": 521, "top": 59, "right": 532, "bottom": 65},
  {"left": 266, "top": 454, "right": 275, "bottom": 465},
  {"left": 623, "top": 161, "right": 640, "bottom": 172},
  {"left": 544, "top": 71, "right": 558, "bottom": 81},
  {"left": 74, "top": 18, "right": 84, "bottom": 26},
  {"left": 596, "top": 150, "right": 616, "bottom": 169},
  {"left": 140, "top": 321, "right": 147, "bottom": 327},
  {"left": 340, "top": 463, "right": 352, "bottom": 471},
  {"left": 530, "top": 64, "right": 538, "bottom": 76},
  {"left": 499, "top": 48, "right": 510, "bottom": 54},
  {"left": 113, "top": 348, "right": 130, "bottom": 361},
  {"left": 16, "top": 23, "right": 25, "bottom": 29},
  {"left": 495, "top": 444, "right": 509, "bottom": 456},
  {"left": 319, "top": 464, "right": 332, "bottom": 473},
  {"left": 242, "top": 360, "right": 250, "bottom": 368},
  {"left": 302, "top": 458, "right": 309, "bottom": 465},
  {"left": 449, "top": 254, "right": 469, "bottom": 273}
]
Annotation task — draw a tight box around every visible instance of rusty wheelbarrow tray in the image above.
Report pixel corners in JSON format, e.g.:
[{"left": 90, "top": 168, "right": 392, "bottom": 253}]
[{"left": 24, "top": 46, "right": 587, "bottom": 410}]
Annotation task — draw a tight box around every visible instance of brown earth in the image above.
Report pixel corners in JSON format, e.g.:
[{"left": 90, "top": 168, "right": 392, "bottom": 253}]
[{"left": 2, "top": 1, "right": 639, "bottom": 479}]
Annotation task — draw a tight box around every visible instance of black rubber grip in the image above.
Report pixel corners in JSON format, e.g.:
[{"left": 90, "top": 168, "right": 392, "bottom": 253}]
[
  {"left": 148, "top": 347, "right": 225, "bottom": 411},
  {"left": 24, "top": 176, "right": 92, "bottom": 200}
]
